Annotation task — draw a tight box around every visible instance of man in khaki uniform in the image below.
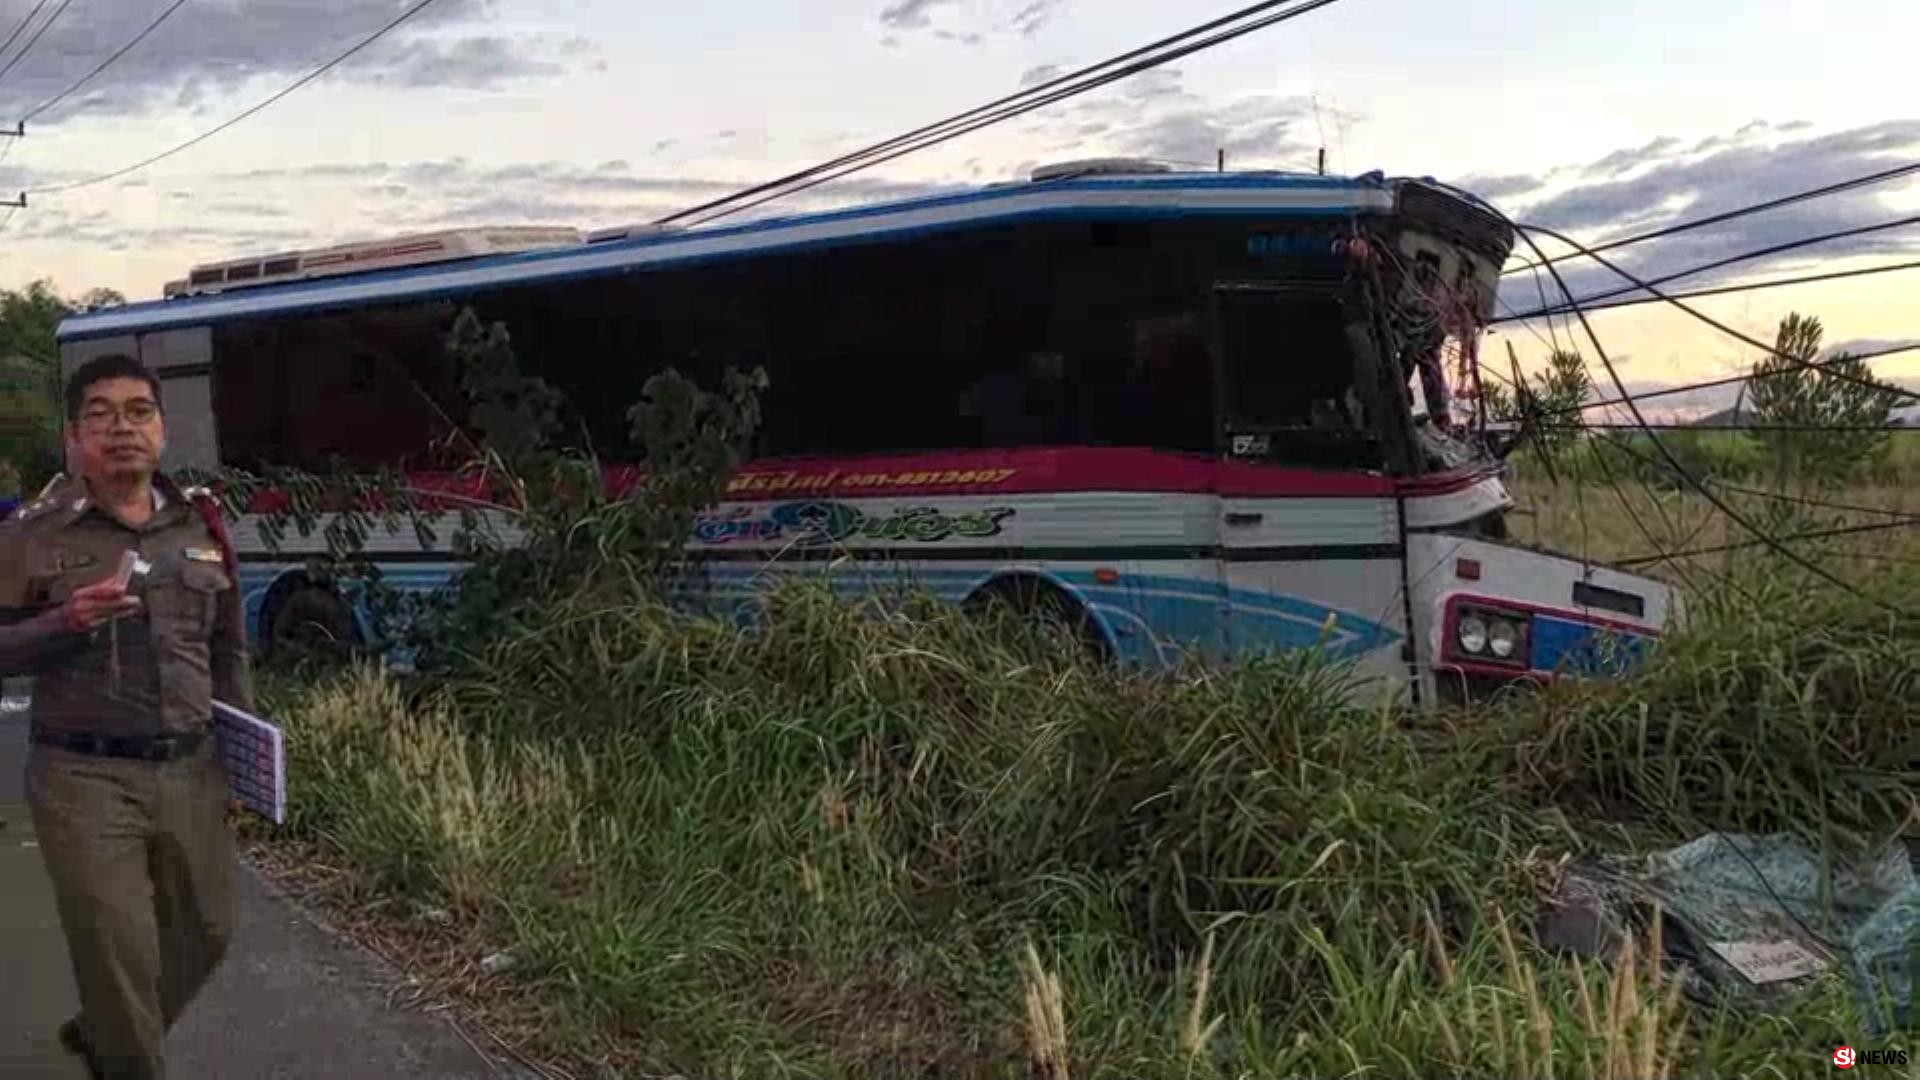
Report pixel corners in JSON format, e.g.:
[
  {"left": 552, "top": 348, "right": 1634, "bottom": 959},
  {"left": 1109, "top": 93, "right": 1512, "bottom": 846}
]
[{"left": 0, "top": 353, "right": 252, "bottom": 1079}]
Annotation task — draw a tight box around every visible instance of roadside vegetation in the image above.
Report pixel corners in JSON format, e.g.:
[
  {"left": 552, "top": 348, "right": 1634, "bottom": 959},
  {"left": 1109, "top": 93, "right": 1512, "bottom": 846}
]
[{"left": 251, "top": 549, "right": 1916, "bottom": 1079}]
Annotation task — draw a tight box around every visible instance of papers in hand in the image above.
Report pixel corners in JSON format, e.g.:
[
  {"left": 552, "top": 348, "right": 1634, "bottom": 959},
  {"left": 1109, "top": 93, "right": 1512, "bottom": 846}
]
[{"left": 212, "top": 700, "right": 287, "bottom": 825}]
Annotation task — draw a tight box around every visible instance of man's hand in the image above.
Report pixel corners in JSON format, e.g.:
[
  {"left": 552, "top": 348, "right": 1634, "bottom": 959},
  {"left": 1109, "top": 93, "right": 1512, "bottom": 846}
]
[{"left": 62, "top": 578, "right": 142, "bottom": 633}]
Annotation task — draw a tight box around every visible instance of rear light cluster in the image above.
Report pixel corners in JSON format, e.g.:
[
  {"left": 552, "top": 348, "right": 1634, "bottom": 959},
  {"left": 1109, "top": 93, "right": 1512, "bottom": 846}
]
[{"left": 1450, "top": 603, "right": 1531, "bottom": 667}]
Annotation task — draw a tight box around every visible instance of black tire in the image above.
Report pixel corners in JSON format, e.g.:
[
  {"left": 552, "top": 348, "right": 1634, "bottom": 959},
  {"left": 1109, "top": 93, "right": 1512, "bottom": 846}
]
[
  {"left": 963, "top": 576, "right": 1111, "bottom": 662},
  {"left": 264, "top": 582, "right": 361, "bottom": 663}
]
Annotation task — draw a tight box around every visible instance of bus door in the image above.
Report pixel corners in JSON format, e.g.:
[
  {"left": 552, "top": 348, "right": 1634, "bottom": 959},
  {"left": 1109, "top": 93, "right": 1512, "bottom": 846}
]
[{"left": 1209, "top": 281, "right": 1413, "bottom": 696}]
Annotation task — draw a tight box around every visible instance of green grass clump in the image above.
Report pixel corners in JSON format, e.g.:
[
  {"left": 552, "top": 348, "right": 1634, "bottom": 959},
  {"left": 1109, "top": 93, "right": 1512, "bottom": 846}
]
[{"left": 260, "top": 559, "right": 1917, "bottom": 1079}]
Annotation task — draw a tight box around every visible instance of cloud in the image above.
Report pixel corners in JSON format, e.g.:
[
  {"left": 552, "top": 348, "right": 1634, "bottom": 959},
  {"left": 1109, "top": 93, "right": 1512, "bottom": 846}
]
[
  {"left": 1828, "top": 337, "right": 1920, "bottom": 358},
  {"left": 879, "top": 0, "right": 958, "bottom": 31},
  {"left": 0, "top": 0, "right": 589, "bottom": 123},
  {"left": 0, "top": 154, "right": 970, "bottom": 271},
  {"left": 1007, "top": 0, "right": 1065, "bottom": 37},
  {"left": 1019, "top": 64, "right": 1064, "bottom": 88},
  {"left": 1476, "top": 119, "right": 1920, "bottom": 311},
  {"left": 878, "top": 0, "right": 1065, "bottom": 44}
]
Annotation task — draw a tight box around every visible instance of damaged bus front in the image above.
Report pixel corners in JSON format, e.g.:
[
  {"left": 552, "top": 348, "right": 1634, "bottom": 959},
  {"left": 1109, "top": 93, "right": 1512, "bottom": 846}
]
[{"left": 1334, "top": 176, "right": 1680, "bottom": 703}]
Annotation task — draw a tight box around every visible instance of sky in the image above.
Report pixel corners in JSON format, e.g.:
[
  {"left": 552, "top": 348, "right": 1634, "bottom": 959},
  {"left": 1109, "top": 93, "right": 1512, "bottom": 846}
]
[{"left": 0, "top": 0, "right": 1915, "bottom": 417}]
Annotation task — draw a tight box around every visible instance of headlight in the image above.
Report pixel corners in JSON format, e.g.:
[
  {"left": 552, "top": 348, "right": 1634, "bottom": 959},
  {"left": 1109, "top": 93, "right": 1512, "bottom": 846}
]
[
  {"left": 1448, "top": 603, "right": 1534, "bottom": 668},
  {"left": 1488, "top": 619, "right": 1519, "bottom": 659},
  {"left": 1457, "top": 615, "right": 1489, "bottom": 654}
]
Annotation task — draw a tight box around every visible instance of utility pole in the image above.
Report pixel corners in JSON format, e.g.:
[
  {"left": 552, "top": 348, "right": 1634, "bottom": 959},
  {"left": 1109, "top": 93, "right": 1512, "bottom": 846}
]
[
  {"left": 1216, "top": 147, "right": 1225, "bottom": 172},
  {"left": 1317, "top": 147, "right": 1326, "bottom": 175}
]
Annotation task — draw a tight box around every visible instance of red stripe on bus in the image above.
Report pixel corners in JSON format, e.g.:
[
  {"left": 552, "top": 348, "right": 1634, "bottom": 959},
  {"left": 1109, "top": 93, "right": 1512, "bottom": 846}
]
[{"left": 234, "top": 449, "right": 1503, "bottom": 512}]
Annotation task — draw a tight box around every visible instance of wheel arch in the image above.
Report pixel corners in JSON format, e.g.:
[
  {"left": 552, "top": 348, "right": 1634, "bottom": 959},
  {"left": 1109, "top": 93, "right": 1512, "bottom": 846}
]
[
  {"left": 256, "top": 569, "right": 369, "bottom": 656},
  {"left": 961, "top": 568, "right": 1119, "bottom": 659}
]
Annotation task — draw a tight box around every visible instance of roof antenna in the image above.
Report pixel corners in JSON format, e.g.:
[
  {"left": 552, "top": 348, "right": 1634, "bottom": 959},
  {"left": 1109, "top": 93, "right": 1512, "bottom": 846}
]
[{"left": 1312, "top": 91, "right": 1328, "bottom": 175}]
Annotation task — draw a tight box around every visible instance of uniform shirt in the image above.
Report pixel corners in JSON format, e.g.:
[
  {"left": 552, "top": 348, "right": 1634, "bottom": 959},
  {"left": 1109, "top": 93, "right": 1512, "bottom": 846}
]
[{"left": 0, "top": 473, "right": 253, "bottom": 736}]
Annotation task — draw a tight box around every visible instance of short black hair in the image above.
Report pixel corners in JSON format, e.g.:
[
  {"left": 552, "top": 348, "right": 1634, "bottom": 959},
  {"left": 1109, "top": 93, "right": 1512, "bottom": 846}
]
[{"left": 65, "top": 354, "right": 163, "bottom": 423}]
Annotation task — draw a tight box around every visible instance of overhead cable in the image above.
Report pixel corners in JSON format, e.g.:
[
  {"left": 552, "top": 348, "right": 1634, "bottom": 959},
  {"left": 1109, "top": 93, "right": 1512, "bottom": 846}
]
[
  {"left": 1492, "top": 259, "right": 1920, "bottom": 323},
  {"left": 17, "top": 0, "right": 192, "bottom": 124},
  {"left": 1501, "top": 160, "right": 1920, "bottom": 277},
  {"left": 0, "top": 0, "right": 75, "bottom": 86},
  {"left": 660, "top": 0, "right": 1354, "bottom": 227},
  {"left": 26, "top": 0, "right": 447, "bottom": 194},
  {"left": 1565, "top": 341, "right": 1920, "bottom": 417},
  {"left": 1500, "top": 211, "right": 1917, "bottom": 619},
  {"left": 1498, "top": 213, "right": 1920, "bottom": 322}
]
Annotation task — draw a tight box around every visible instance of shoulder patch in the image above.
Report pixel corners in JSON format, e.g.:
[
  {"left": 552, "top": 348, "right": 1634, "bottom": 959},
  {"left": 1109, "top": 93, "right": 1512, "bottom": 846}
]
[{"left": 8, "top": 497, "right": 57, "bottom": 523}]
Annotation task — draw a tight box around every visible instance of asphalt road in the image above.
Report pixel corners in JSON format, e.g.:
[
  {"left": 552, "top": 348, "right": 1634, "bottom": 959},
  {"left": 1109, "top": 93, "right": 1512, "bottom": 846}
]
[{"left": 0, "top": 691, "right": 534, "bottom": 1079}]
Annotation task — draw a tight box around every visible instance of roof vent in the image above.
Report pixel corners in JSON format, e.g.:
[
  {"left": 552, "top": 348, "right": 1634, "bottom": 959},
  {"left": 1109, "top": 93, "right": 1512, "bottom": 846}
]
[
  {"left": 1029, "top": 158, "right": 1175, "bottom": 183},
  {"left": 161, "top": 226, "right": 583, "bottom": 299}
]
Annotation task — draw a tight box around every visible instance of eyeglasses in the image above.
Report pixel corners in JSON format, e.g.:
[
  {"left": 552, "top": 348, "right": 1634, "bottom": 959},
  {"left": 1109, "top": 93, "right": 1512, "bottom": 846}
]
[{"left": 79, "top": 400, "right": 161, "bottom": 431}]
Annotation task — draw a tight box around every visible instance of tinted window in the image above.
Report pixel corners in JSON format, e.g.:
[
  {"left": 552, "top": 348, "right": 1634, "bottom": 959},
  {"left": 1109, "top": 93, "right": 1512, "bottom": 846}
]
[
  {"left": 212, "top": 301, "right": 467, "bottom": 472},
  {"left": 213, "top": 215, "right": 1375, "bottom": 471}
]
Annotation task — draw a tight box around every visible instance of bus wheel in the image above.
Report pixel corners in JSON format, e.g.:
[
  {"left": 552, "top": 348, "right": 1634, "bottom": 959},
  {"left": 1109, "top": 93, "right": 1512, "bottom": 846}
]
[
  {"left": 265, "top": 582, "right": 361, "bottom": 665},
  {"left": 963, "top": 576, "right": 1111, "bottom": 663}
]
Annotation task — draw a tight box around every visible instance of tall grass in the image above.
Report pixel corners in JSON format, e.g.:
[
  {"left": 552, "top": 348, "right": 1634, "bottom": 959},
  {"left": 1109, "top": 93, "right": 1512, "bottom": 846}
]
[{"left": 260, "top": 559, "right": 1916, "bottom": 1079}]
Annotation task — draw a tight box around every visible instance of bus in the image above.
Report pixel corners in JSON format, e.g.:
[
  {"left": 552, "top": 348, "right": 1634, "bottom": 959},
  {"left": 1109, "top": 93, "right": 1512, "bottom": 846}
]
[{"left": 54, "top": 160, "right": 1678, "bottom": 707}]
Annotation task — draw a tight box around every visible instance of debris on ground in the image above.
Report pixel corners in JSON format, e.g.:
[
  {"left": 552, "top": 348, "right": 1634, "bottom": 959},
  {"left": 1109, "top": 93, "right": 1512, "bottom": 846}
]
[{"left": 1539, "top": 832, "right": 1918, "bottom": 1034}]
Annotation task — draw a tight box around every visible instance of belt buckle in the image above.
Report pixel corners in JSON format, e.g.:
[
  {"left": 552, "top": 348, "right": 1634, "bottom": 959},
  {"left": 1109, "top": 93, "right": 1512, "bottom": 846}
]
[{"left": 148, "top": 735, "right": 179, "bottom": 761}]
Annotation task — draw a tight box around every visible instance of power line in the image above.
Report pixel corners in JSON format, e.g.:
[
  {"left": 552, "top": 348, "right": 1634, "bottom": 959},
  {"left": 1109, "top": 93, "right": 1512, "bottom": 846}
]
[
  {"left": 27, "top": 0, "right": 447, "bottom": 195},
  {"left": 656, "top": 0, "right": 1312, "bottom": 226},
  {"left": 661, "top": 0, "right": 1353, "bottom": 228},
  {"left": 1499, "top": 213, "right": 1917, "bottom": 619},
  {"left": 18, "top": 0, "right": 192, "bottom": 124},
  {"left": 1592, "top": 430, "right": 1919, "bottom": 521},
  {"left": 0, "top": 0, "right": 53, "bottom": 74},
  {"left": 1615, "top": 518, "right": 1920, "bottom": 568},
  {"left": 0, "top": 0, "right": 74, "bottom": 87},
  {"left": 1584, "top": 422, "right": 1920, "bottom": 433},
  {"left": 687, "top": 0, "right": 1353, "bottom": 228},
  {"left": 1491, "top": 259, "right": 1920, "bottom": 323},
  {"left": 1501, "top": 161, "right": 1920, "bottom": 278},
  {"left": 1498, "top": 213, "right": 1920, "bottom": 322},
  {"left": 1504, "top": 221, "right": 1920, "bottom": 413},
  {"left": 1568, "top": 341, "right": 1920, "bottom": 417}
]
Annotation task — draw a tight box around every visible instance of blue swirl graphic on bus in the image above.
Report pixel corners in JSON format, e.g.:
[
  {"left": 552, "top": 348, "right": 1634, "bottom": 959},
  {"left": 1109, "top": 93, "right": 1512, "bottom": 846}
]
[{"left": 694, "top": 500, "right": 1016, "bottom": 548}]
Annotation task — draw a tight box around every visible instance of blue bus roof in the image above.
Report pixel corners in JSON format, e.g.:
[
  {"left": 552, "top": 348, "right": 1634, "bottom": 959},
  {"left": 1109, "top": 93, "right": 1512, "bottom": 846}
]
[{"left": 59, "top": 169, "right": 1404, "bottom": 343}]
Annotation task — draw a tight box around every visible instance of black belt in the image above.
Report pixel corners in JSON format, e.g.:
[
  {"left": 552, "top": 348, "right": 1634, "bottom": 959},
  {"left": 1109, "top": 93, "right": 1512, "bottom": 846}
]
[{"left": 33, "top": 728, "right": 210, "bottom": 762}]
